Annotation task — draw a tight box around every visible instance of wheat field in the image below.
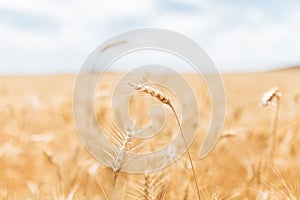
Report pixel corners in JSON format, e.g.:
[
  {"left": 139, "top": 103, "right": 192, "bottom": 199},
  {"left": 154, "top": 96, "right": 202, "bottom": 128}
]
[{"left": 0, "top": 70, "right": 299, "bottom": 199}]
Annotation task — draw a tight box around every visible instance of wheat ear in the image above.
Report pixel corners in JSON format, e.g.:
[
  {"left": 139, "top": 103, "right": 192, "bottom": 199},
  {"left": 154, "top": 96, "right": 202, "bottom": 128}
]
[
  {"left": 102, "top": 125, "right": 135, "bottom": 186},
  {"left": 129, "top": 82, "right": 201, "bottom": 200},
  {"left": 124, "top": 171, "right": 168, "bottom": 200},
  {"left": 262, "top": 87, "right": 281, "bottom": 107},
  {"left": 112, "top": 128, "right": 133, "bottom": 186},
  {"left": 143, "top": 172, "right": 168, "bottom": 200},
  {"left": 262, "top": 87, "right": 281, "bottom": 160}
]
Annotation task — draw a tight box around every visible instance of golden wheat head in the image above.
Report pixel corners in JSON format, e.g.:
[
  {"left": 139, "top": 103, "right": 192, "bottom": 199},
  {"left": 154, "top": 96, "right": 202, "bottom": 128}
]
[{"left": 262, "top": 87, "right": 281, "bottom": 107}]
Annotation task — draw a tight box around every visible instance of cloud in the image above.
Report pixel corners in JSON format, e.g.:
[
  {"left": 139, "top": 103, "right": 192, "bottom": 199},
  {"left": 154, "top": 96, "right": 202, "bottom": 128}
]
[
  {"left": 205, "top": 6, "right": 300, "bottom": 71},
  {"left": 152, "top": 0, "right": 300, "bottom": 71},
  {"left": 0, "top": 0, "right": 299, "bottom": 74},
  {"left": 0, "top": 8, "right": 60, "bottom": 32}
]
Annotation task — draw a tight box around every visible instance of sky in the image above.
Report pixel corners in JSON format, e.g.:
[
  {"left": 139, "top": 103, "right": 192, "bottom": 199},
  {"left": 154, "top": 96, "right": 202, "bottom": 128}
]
[{"left": 0, "top": 0, "right": 300, "bottom": 74}]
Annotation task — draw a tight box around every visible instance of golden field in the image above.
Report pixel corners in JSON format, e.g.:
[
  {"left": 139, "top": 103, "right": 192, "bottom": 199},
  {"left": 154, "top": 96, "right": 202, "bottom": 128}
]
[{"left": 0, "top": 71, "right": 299, "bottom": 199}]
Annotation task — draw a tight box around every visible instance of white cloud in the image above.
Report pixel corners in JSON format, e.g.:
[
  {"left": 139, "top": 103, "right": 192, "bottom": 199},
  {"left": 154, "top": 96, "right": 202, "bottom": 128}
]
[
  {"left": 149, "top": 0, "right": 300, "bottom": 71},
  {"left": 206, "top": 7, "right": 300, "bottom": 71},
  {"left": 0, "top": 0, "right": 157, "bottom": 73},
  {"left": 0, "top": 0, "right": 299, "bottom": 74}
]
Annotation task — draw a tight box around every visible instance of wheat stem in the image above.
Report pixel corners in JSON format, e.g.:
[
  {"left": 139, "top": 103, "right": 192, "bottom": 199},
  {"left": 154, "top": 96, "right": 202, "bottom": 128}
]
[
  {"left": 262, "top": 87, "right": 281, "bottom": 161},
  {"left": 270, "top": 97, "right": 280, "bottom": 160},
  {"left": 170, "top": 104, "right": 201, "bottom": 200}
]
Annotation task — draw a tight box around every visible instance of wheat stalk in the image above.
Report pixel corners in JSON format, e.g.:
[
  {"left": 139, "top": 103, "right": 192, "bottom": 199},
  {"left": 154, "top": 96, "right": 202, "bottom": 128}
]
[
  {"left": 129, "top": 82, "right": 201, "bottom": 200},
  {"left": 261, "top": 87, "right": 281, "bottom": 161}
]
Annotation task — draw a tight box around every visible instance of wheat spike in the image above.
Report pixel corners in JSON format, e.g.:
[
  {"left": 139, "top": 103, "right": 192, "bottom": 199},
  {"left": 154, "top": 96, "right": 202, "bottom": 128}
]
[
  {"left": 262, "top": 87, "right": 281, "bottom": 107},
  {"left": 112, "top": 128, "right": 134, "bottom": 186},
  {"left": 101, "top": 124, "right": 136, "bottom": 186},
  {"left": 129, "top": 82, "right": 171, "bottom": 106},
  {"left": 123, "top": 171, "right": 168, "bottom": 200},
  {"left": 112, "top": 133, "right": 133, "bottom": 186}
]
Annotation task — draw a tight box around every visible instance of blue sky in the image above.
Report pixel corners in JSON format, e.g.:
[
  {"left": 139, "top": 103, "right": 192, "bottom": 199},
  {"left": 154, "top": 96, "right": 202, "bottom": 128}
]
[{"left": 0, "top": 0, "right": 299, "bottom": 74}]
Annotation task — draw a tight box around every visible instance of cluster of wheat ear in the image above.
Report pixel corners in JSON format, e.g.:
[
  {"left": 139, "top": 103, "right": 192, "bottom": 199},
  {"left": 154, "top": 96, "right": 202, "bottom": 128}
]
[
  {"left": 2, "top": 74, "right": 300, "bottom": 199},
  {"left": 99, "top": 83, "right": 288, "bottom": 200}
]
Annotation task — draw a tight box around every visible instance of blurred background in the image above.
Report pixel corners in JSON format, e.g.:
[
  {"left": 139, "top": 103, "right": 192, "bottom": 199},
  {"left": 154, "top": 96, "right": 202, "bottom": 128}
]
[{"left": 0, "top": 0, "right": 299, "bottom": 74}]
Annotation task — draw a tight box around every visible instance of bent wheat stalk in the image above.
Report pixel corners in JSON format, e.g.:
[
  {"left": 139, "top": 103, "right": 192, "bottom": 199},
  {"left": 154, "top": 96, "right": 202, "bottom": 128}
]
[{"left": 129, "top": 82, "right": 201, "bottom": 200}]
